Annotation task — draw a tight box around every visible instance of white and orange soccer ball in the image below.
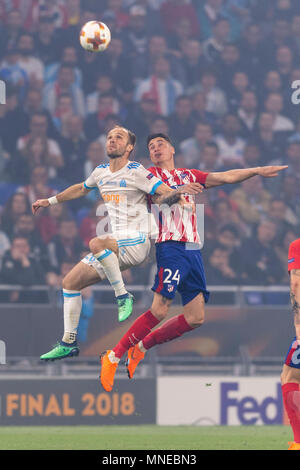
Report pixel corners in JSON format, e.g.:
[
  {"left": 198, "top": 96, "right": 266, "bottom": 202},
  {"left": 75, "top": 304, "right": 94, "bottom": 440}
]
[{"left": 79, "top": 21, "right": 111, "bottom": 52}]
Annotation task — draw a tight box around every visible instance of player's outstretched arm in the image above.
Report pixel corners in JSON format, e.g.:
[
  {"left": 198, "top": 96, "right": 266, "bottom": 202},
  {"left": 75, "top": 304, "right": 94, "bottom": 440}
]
[
  {"left": 153, "top": 182, "right": 204, "bottom": 206},
  {"left": 290, "top": 269, "right": 300, "bottom": 341},
  {"left": 32, "top": 182, "right": 90, "bottom": 214},
  {"left": 205, "top": 165, "right": 288, "bottom": 188}
]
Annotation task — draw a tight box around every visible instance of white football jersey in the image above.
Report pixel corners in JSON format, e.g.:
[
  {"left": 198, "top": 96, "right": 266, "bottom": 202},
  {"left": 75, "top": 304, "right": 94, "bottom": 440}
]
[{"left": 84, "top": 161, "right": 162, "bottom": 236}]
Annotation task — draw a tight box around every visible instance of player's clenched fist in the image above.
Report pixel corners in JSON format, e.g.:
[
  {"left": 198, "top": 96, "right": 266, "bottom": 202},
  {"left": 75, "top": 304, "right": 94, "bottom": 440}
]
[{"left": 32, "top": 198, "right": 50, "bottom": 214}]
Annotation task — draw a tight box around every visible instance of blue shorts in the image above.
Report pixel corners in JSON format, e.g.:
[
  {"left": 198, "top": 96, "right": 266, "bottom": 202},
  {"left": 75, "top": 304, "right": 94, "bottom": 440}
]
[
  {"left": 285, "top": 337, "right": 300, "bottom": 369},
  {"left": 151, "top": 241, "right": 210, "bottom": 306}
]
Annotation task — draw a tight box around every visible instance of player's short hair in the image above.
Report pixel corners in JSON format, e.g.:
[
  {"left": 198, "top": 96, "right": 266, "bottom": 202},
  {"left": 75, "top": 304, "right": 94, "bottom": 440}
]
[
  {"left": 127, "top": 129, "right": 136, "bottom": 148},
  {"left": 110, "top": 126, "right": 136, "bottom": 151},
  {"left": 111, "top": 125, "right": 136, "bottom": 155},
  {"left": 147, "top": 133, "right": 173, "bottom": 147}
]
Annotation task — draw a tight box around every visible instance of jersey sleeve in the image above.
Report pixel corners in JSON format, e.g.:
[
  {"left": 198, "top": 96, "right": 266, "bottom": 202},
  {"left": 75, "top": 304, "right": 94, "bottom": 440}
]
[
  {"left": 84, "top": 169, "right": 98, "bottom": 190},
  {"left": 288, "top": 239, "right": 300, "bottom": 271},
  {"left": 135, "top": 164, "right": 163, "bottom": 195},
  {"left": 190, "top": 169, "right": 209, "bottom": 186}
]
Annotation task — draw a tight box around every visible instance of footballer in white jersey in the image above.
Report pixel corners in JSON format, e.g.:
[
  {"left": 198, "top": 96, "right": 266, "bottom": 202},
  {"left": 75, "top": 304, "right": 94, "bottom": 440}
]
[
  {"left": 81, "top": 160, "right": 162, "bottom": 274},
  {"left": 32, "top": 126, "right": 203, "bottom": 362}
]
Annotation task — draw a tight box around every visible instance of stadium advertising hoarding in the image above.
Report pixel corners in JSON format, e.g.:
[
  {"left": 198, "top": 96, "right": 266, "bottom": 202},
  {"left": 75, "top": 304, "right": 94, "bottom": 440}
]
[
  {"left": 0, "top": 377, "right": 156, "bottom": 425},
  {"left": 1, "top": 305, "right": 291, "bottom": 360},
  {"left": 158, "top": 377, "right": 287, "bottom": 426}
]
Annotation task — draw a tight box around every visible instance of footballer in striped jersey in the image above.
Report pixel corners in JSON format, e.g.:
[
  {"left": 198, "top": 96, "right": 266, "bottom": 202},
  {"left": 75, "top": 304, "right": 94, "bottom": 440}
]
[{"left": 100, "top": 132, "right": 288, "bottom": 392}]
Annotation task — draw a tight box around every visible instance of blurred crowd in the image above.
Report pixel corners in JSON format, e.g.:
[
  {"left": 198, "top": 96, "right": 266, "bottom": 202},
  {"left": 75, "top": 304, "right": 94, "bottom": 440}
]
[{"left": 0, "top": 0, "right": 300, "bottom": 303}]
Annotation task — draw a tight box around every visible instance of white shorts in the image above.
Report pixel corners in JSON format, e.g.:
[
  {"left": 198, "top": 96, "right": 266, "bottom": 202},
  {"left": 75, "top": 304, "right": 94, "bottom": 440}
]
[{"left": 81, "top": 232, "right": 150, "bottom": 280}]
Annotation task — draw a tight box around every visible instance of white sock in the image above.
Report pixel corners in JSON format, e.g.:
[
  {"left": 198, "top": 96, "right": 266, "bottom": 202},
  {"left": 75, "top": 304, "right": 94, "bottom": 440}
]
[
  {"left": 62, "top": 289, "right": 82, "bottom": 344},
  {"left": 95, "top": 249, "right": 127, "bottom": 297},
  {"left": 138, "top": 341, "right": 147, "bottom": 353},
  {"left": 108, "top": 350, "right": 120, "bottom": 364}
]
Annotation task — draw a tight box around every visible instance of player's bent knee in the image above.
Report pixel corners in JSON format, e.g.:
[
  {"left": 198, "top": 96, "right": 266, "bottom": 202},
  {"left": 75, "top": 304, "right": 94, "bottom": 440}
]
[
  {"left": 151, "top": 308, "right": 168, "bottom": 322},
  {"left": 184, "top": 307, "right": 205, "bottom": 328},
  {"left": 89, "top": 237, "right": 103, "bottom": 254},
  {"left": 281, "top": 364, "right": 300, "bottom": 385},
  {"left": 189, "top": 316, "right": 205, "bottom": 329},
  {"left": 150, "top": 302, "right": 169, "bottom": 321},
  {"left": 62, "top": 276, "right": 79, "bottom": 291}
]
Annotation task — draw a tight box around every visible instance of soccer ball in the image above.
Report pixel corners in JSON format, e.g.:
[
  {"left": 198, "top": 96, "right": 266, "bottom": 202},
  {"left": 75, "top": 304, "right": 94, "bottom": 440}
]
[{"left": 79, "top": 21, "right": 111, "bottom": 52}]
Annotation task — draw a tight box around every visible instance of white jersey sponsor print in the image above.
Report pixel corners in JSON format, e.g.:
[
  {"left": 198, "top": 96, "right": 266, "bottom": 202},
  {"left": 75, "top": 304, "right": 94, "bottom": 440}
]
[{"left": 84, "top": 161, "right": 162, "bottom": 237}]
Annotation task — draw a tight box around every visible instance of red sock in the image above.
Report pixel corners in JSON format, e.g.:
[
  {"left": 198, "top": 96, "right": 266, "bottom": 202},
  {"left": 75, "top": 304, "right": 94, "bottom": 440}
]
[
  {"left": 282, "top": 383, "right": 300, "bottom": 443},
  {"left": 113, "top": 310, "right": 160, "bottom": 359},
  {"left": 142, "top": 314, "right": 193, "bottom": 350}
]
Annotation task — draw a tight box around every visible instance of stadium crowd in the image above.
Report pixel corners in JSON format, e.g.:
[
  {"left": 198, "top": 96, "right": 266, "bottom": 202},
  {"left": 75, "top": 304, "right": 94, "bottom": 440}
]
[{"left": 0, "top": 0, "right": 300, "bottom": 303}]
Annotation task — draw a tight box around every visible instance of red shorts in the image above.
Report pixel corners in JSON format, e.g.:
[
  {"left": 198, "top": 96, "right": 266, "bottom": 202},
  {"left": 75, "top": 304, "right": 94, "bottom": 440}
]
[{"left": 288, "top": 238, "right": 300, "bottom": 271}]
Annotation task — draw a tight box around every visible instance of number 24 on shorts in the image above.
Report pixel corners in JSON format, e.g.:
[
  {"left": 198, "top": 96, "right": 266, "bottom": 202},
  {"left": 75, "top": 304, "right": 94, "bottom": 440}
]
[{"left": 164, "top": 269, "right": 180, "bottom": 284}]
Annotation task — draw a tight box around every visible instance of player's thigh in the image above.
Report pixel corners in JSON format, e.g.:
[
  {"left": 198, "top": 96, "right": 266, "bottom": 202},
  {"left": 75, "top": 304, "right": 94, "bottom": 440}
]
[
  {"left": 62, "top": 261, "right": 103, "bottom": 291},
  {"left": 150, "top": 292, "right": 173, "bottom": 321},
  {"left": 281, "top": 364, "right": 300, "bottom": 385},
  {"left": 117, "top": 234, "right": 150, "bottom": 268},
  {"left": 183, "top": 292, "right": 205, "bottom": 328},
  {"left": 90, "top": 234, "right": 119, "bottom": 255}
]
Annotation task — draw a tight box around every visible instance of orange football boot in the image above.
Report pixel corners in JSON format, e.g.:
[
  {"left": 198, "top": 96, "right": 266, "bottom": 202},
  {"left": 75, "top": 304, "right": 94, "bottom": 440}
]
[
  {"left": 126, "top": 344, "right": 145, "bottom": 379},
  {"left": 288, "top": 441, "right": 300, "bottom": 450},
  {"left": 100, "top": 350, "right": 118, "bottom": 392}
]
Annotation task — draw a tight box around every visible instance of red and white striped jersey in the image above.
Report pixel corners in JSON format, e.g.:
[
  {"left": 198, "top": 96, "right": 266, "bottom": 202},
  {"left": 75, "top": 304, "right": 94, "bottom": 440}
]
[
  {"left": 148, "top": 166, "right": 209, "bottom": 244},
  {"left": 288, "top": 238, "right": 300, "bottom": 272}
]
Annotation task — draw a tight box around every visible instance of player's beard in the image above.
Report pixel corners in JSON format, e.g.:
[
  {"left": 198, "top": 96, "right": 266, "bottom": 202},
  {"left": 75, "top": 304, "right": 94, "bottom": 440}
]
[{"left": 107, "top": 149, "right": 125, "bottom": 159}]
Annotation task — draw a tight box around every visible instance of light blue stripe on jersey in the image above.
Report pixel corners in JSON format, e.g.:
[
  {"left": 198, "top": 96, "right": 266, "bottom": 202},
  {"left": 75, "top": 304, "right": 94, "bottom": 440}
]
[
  {"left": 118, "top": 234, "right": 146, "bottom": 247},
  {"left": 84, "top": 182, "right": 95, "bottom": 190},
  {"left": 97, "top": 163, "right": 109, "bottom": 168},
  {"left": 127, "top": 162, "right": 141, "bottom": 170},
  {"left": 63, "top": 292, "right": 81, "bottom": 298},
  {"left": 150, "top": 180, "right": 163, "bottom": 195},
  {"left": 97, "top": 249, "right": 112, "bottom": 261},
  {"left": 118, "top": 239, "right": 146, "bottom": 247},
  {"left": 117, "top": 234, "right": 145, "bottom": 243}
]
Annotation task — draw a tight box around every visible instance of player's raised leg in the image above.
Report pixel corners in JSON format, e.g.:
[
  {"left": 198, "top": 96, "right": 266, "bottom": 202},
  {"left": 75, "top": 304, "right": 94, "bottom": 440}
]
[
  {"left": 89, "top": 235, "right": 134, "bottom": 322},
  {"left": 100, "top": 292, "right": 171, "bottom": 392},
  {"left": 127, "top": 292, "right": 205, "bottom": 379},
  {"left": 40, "top": 261, "right": 103, "bottom": 361}
]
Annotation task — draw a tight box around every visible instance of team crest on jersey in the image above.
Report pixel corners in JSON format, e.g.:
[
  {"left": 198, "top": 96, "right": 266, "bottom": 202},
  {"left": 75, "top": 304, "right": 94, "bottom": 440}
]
[
  {"left": 147, "top": 173, "right": 154, "bottom": 180},
  {"left": 120, "top": 179, "right": 127, "bottom": 187},
  {"left": 167, "top": 285, "right": 174, "bottom": 292},
  {"left": 181, "top": 172, "right": 190, "bottom": 184}
]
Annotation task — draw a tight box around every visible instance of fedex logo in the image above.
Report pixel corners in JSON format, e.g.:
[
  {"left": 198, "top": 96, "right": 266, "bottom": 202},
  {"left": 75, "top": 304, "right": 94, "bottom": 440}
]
[{"left": 221, "top": 382, "right": 283, "bottom": 425}]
